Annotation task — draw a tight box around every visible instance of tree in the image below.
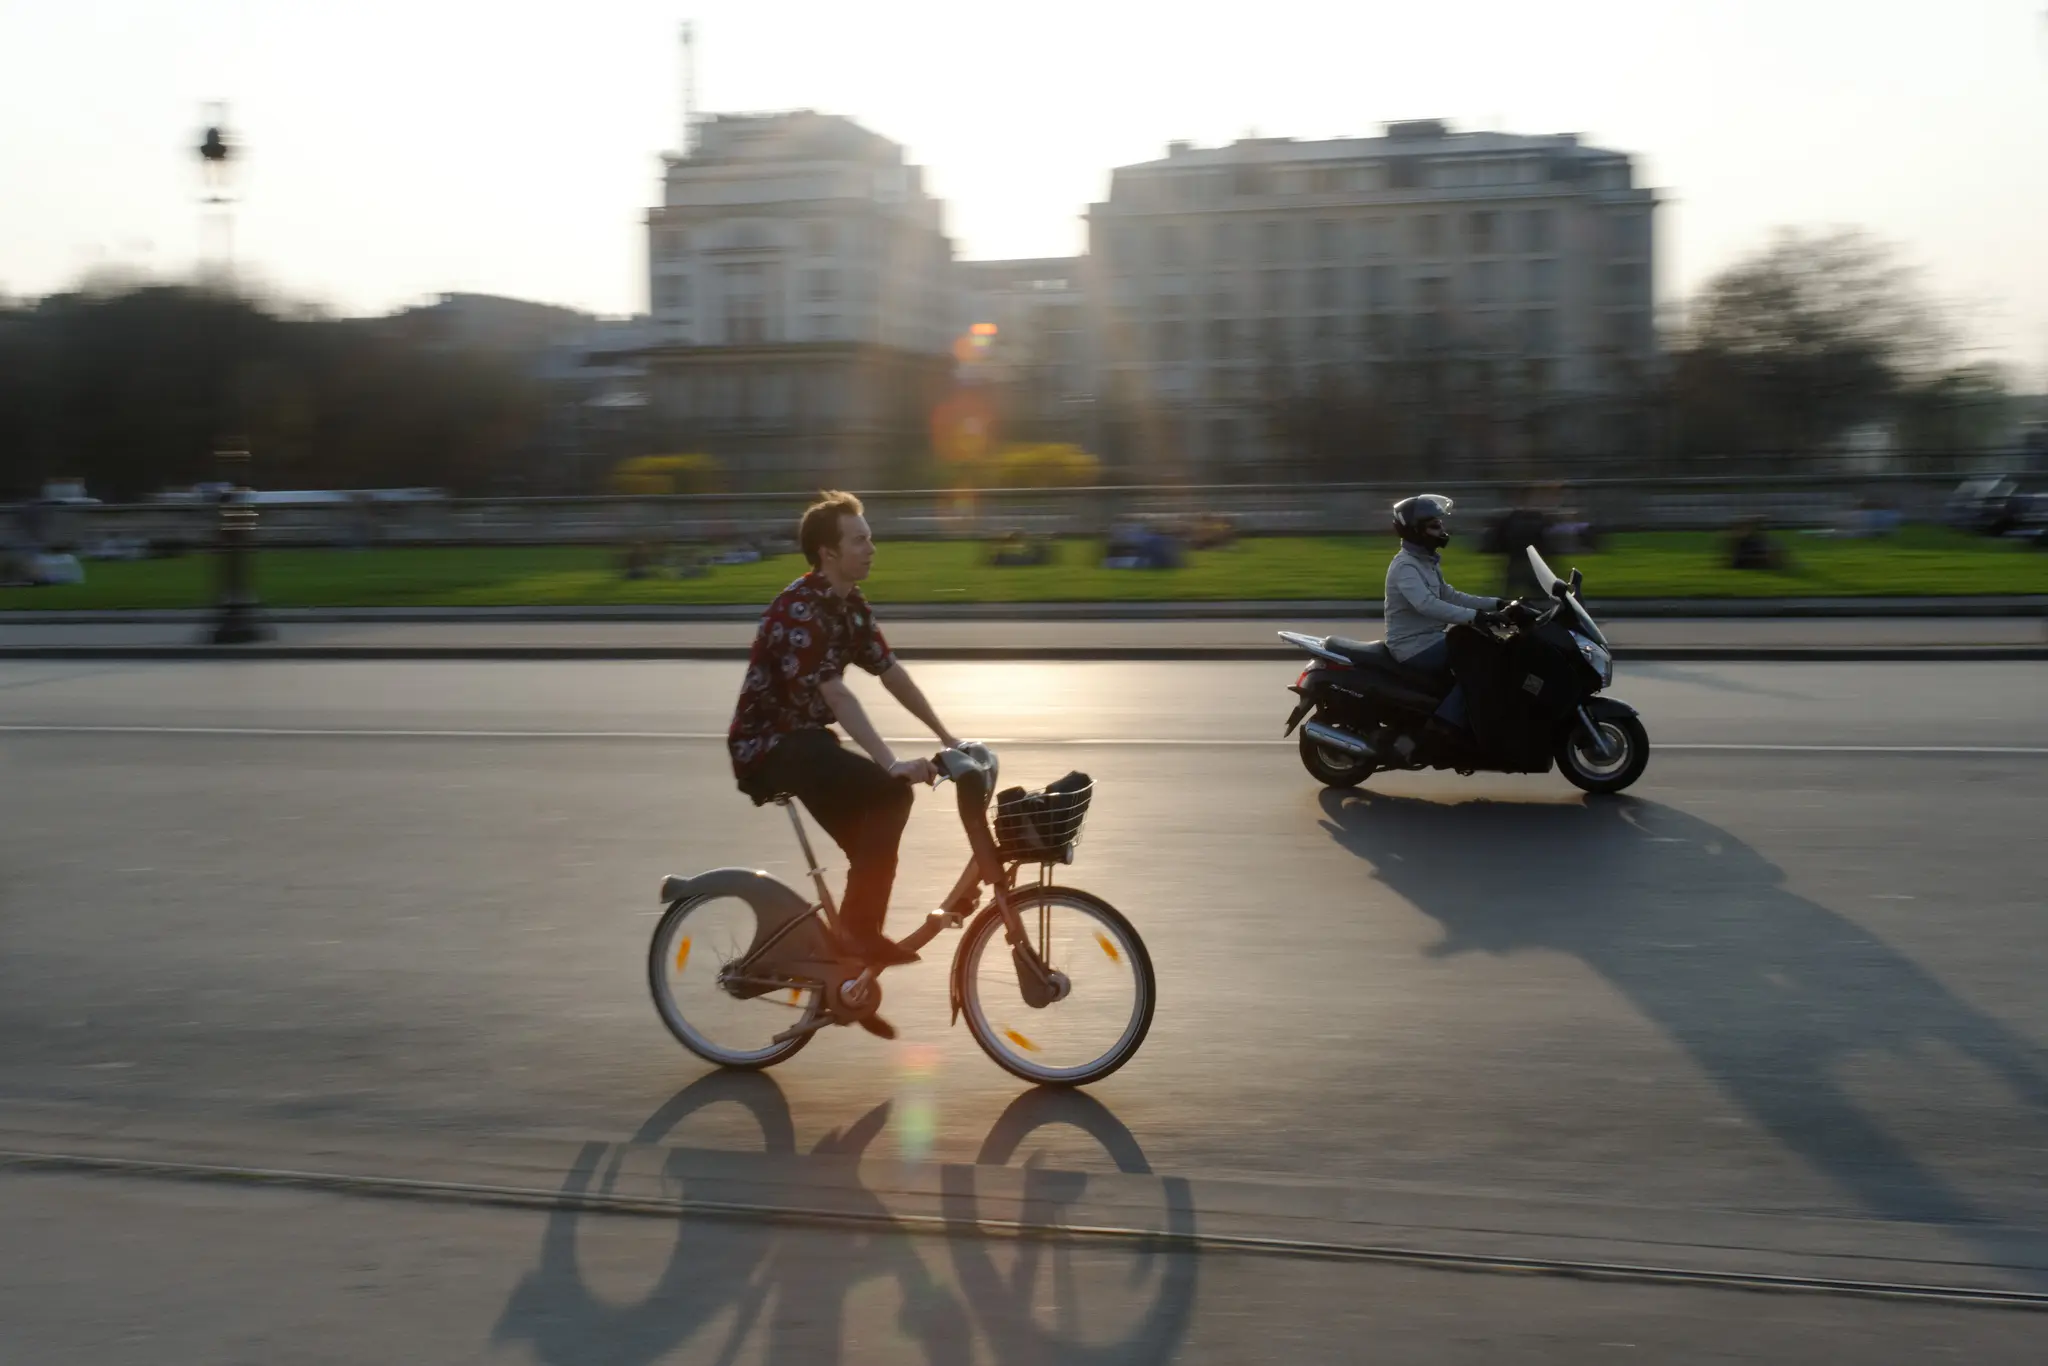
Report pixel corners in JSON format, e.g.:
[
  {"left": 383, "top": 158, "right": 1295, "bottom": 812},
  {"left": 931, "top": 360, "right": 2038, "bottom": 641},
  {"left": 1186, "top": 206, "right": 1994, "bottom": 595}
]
[
  {"left": 1673, "top": 229, "right": 1955, "bottom": 462},
  {"left": 0, "top": 283, "right": 552, "bottom": 499}
]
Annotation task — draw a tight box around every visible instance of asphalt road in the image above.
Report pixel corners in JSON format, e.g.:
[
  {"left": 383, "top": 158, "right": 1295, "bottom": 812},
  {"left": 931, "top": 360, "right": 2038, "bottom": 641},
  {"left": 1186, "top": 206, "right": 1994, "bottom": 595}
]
[
  {"left": 1, "top": 657, "right": 2045, "bottom": 1362},
  {"left": 3, "top": 613, "right": 2045, "bottom": 656}
]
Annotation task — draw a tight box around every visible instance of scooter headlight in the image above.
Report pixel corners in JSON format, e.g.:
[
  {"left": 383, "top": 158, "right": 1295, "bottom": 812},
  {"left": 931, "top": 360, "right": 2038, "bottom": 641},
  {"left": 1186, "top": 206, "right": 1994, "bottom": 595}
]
[{"left": 1570, "top": 630, "right": 1612, "bottom": 687}]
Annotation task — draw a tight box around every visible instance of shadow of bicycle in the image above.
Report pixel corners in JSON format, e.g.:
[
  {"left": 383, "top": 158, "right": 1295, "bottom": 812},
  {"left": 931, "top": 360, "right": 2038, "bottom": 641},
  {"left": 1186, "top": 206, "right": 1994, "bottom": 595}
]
[
  {"left": 492, "top": 1072, "right": 1196, "bottom": 1366},
  {"left": 1318, "top": 786, "right": 2048, "bottom": 1281}
]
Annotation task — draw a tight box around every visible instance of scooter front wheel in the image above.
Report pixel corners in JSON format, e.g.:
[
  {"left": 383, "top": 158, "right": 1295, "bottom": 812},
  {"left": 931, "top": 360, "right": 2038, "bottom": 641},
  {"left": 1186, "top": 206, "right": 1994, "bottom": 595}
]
[
  {"left": 956, "top": 887, "right": 1155, "bottom": 1087},
  {"left": 1556, "top": 713, "right": 1650, "bottom": 795}
]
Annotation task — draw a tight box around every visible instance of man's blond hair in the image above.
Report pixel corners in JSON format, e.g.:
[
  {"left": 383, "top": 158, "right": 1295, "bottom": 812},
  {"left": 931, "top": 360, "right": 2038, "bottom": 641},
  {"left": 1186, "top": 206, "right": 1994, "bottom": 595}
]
[{"left": 799, "top": 490, "right": 865, "bottom": 569}]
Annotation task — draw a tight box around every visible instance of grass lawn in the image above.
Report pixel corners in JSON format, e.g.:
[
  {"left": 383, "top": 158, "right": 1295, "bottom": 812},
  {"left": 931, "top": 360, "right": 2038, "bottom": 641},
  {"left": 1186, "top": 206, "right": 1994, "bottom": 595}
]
[{"left": 4, "top": 528, "right": 2044, "bottom": 610}]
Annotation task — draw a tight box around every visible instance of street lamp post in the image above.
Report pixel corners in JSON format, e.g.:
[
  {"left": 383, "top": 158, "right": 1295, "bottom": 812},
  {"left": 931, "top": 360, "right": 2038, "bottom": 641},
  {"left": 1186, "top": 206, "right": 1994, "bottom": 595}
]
[
  {"left": 208, "top": 439, "right": 267, "bottom": 644},
  {"left": 196, "top": 108, "right": 270, "bottom": 645}
]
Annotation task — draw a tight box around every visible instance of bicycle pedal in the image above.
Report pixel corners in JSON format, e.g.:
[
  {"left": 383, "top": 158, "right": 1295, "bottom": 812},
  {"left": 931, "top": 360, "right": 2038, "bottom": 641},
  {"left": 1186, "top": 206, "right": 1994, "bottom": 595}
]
[{"left": 857, "top": 1012, "right": 898, "bottom": 1040}]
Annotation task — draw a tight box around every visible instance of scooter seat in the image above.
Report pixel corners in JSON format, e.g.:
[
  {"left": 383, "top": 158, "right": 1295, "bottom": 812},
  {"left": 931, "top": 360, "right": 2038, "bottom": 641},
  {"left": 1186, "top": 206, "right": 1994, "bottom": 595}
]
[{"left": 1325, "top": 637, "right": 1451, "bottom": 694}]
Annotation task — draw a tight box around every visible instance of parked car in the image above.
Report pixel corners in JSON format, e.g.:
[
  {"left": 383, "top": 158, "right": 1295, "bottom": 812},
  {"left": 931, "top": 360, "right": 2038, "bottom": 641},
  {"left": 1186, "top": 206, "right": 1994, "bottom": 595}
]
[{"left": 1945, "top": 477, "right": 2048, "bottom": 537}]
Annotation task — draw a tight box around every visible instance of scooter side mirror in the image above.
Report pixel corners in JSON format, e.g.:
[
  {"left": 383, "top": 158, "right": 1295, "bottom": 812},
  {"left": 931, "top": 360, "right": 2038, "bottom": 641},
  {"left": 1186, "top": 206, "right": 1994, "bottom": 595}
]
[{"left": 1568, "top": 568, "right": 1583, "bottom": 597}]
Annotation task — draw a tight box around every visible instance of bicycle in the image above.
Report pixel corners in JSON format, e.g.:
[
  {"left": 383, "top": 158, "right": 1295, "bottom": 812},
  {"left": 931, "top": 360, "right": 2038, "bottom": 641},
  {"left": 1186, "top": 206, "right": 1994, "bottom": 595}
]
[{"left": 649, "top": 743, "right": 1155, "bottom": 1086}]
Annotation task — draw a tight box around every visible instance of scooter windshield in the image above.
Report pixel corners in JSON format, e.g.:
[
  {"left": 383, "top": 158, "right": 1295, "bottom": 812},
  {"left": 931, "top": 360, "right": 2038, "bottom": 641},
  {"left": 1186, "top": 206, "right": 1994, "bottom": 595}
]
[{"left": 1526, "top": 546, "right": 1609, "bottom": 648}]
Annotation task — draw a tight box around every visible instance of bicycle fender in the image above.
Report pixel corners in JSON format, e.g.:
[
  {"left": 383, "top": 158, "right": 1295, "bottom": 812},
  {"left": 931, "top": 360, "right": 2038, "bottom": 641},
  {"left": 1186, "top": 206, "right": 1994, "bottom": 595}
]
[{"left": 660, "top": 867, "right": 833, "bottom": 969}]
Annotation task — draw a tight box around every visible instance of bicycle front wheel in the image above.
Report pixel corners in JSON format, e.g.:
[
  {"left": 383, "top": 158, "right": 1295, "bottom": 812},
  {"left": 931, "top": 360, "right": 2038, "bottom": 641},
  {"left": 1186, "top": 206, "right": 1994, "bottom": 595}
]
[
  {"left": 649, "top": 895, "right": 822, "bottom": 1070},
  {"left": 957, "top": 887, "right": 1155, "bottom": 1087}
]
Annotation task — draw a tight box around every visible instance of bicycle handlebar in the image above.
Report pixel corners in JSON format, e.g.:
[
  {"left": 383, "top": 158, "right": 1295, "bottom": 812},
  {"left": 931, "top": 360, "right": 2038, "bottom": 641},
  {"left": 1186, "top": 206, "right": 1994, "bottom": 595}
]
[{"left": 932, "top": 741, "right": 998, "bottom": 785}]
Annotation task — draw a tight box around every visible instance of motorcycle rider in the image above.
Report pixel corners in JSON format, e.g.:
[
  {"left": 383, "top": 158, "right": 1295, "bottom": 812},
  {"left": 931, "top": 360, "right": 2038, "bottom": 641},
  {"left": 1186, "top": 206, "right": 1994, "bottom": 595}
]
[{"left": 1382, "top": 494, "right": 1511, "bottom": 744}]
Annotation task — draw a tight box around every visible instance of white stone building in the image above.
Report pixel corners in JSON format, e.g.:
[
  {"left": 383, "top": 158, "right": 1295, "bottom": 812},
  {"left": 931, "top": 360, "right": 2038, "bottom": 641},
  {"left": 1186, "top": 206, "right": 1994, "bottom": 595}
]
[
  {"left": 1085, "top": 120, "right": 1660, "bottom": 479},
  {"left": 641, "top": 111, "right": 959, "bottom": 488}
]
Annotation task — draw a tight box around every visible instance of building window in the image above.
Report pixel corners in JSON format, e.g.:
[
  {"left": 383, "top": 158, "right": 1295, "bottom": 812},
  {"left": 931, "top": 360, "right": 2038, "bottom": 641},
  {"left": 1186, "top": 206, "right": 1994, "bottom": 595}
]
[
  {"left": 1524, "top": 208, "right": 1555, "bottom": 253},
  {"left": 1313, "top": 219, "right": 1340, "bottom": 260},
  {"left": 1359, "top": 217, "right": 1388, "bottom": 257},
  {"left": 1364, "top": 265, "right": 1395, "bottom": 309},
  {"left": 1258, "top": 269, "right": 1289, "bottom": 313},
  {"left": 721, "top": 262, "right": 769, "bottom": 344},
  {"left": 1207, "top": 318, "right": 1235, "bottom": 360},
  {"left": 1471, "top": 260, "right": 1498, "bottom": 305},
  {"left": 1314, "top": 266, "right": 1340, "bottom": 307},
  {"left": 1156, "top": 320, "right": 1188, "bottom": 362},
  {"left": 1414, "top": 214, "right": 1443, "bottom": 258},
  {"left": 1607, "top": 262, "right": 1645, "bottom": 305},
  {"left": 1260, "top": 220, "right": 1290, "bottom": 263},
  {"left": 1209, "top": 276, "right": 1238, "bottom": 315},
  {"left": 1309, "top": 168, "right": 1341, "bottom": 194},
  {"left": 1609, "top": 212, "right": 1650, "bottom": 258},
  {"left": 655, "top": 228, "right": 689, "bottom": 262},
  {"left": 1232, "top": 163, "right": 1272, "bottom": 196},
  {"left": 1209, "top": 417, "right": 1238, "bottom": 465},
  {"left": 1527, "top": 258, "right": 1558, "bottom": 303},
  {"left": 1157, "top": 222, "right": 1187, "bottom": 266},
  {"left": 807, "top": 268, "right": 835, "bottom": 302},
  {"left": 1388, "top": 158, "right": 1420, "bottom": 190},
  {"left": 1467, "top": 210, "right": 1497, "bottom": 255},
  {"left": 1522, "top": 308, "right": 1557, "bottom": 354},
  {"left": 1209, "top": 219, "right": 1237, "bottom": 261},
  {"left": 806, "top": 221, "right": 835, "bottom": 255},
  {"left": 653, "top": 275, "right": 686, "bottom": 313}
]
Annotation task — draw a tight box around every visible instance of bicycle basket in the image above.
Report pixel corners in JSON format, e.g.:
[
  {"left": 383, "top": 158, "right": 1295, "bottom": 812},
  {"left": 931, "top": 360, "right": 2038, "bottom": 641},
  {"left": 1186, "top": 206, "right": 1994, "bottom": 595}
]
[{"left": 993, "top": 771, "right": 1094, "bottom": 863}]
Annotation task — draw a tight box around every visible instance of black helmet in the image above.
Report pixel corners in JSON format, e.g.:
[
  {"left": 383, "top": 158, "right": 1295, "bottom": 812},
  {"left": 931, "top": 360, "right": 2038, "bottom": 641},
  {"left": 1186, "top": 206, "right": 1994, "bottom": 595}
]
[{"left": 1391, "top": 493, "right": 1455, "bottom": 551}]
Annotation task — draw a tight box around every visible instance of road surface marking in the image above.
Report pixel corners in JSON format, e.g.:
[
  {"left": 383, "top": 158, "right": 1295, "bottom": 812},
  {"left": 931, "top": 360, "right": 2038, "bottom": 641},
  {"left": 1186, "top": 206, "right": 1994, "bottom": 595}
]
[{"left": 4, "top": 724, "right": 2046, "bottom": 756}]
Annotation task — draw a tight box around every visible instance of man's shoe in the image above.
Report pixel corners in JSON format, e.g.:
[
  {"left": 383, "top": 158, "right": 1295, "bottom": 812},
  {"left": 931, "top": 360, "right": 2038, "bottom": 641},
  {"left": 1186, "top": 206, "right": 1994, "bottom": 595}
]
[{"left": 843, "top": 932, "right": 920, "bottom": 969}]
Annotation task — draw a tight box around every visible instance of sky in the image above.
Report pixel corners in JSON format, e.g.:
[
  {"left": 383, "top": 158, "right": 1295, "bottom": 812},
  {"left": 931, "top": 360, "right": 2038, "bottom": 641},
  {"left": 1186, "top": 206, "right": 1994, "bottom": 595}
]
[{"left": 3, "top": 0, "right": 2045, "bottom": 377}]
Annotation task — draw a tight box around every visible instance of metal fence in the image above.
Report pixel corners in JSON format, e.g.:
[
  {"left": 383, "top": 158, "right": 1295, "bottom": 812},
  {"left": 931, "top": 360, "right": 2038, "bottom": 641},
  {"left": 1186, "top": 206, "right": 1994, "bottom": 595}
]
[{"left": 8, "top": 473, "right": 1969, "bottom": 550}]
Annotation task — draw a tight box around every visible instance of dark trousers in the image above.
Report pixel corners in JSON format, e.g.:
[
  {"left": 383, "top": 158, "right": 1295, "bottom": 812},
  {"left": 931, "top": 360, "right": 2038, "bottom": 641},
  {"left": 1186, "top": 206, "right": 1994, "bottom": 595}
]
[
  {"left": 1402, "top": 635, "right": 1471, "bottom": 730},
  {"left": 750, "top": 729, "right": 913, "bottom": 940}
]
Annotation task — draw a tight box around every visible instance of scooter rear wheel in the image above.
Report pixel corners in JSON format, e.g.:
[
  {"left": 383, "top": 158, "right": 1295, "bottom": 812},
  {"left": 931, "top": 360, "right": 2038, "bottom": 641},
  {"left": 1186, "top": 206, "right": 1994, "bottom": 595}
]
[{"left": 1299, "top": 728, "right": 1376, "bottom": 788}]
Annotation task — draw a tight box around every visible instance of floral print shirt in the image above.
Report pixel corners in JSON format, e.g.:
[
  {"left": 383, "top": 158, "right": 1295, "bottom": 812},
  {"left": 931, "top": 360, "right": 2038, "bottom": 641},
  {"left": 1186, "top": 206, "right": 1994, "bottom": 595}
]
[{"left": 728, "top": 572, "right": 896, "bottom": 782}]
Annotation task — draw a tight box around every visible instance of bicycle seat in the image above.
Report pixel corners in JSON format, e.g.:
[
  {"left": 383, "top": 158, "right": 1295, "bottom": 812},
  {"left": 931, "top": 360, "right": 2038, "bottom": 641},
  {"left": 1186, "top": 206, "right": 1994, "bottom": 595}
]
[{"left": 1324, "top": 636, "right": 1449, "bottom": 692}]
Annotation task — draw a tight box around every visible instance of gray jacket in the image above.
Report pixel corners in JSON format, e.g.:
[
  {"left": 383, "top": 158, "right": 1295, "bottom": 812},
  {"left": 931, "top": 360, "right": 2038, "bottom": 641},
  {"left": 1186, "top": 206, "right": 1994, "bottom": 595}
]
[{"left": 1383, "top": 543, "right": 1496, "bottom": 661}]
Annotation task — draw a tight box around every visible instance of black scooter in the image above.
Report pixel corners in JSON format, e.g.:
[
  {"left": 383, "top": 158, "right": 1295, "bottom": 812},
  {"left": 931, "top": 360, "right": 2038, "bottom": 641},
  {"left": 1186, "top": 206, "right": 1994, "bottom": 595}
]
[{"left": 1280, "top": 547, "right": 1650, "bottom": 795}]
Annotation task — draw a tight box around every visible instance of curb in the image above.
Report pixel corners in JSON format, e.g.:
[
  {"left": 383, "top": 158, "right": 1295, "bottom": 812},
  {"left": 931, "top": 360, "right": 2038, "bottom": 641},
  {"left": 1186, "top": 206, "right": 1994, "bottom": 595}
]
[
  {"left": 5, "top": 645, "right": 2046, "bottom": 663},
  {"left": 4, "top": 597, "right": 2047, "bottom": 625}
]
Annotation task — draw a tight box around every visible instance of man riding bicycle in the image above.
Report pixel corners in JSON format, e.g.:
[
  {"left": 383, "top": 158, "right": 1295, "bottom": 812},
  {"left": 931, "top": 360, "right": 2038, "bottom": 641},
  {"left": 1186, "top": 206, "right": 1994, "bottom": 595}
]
[{"left": 729, "top": 491, "right": 961, "bottom": 975}]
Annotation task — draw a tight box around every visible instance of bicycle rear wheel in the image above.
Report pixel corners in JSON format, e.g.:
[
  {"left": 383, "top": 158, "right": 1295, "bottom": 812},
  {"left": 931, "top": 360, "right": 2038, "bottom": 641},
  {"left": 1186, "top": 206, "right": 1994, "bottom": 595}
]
[
  {"left": 957, "top": 886, "right": 1155, "bottom": 1087},
  {"left": 649, "top": 895, "right": 821, "bottom": 1069}
]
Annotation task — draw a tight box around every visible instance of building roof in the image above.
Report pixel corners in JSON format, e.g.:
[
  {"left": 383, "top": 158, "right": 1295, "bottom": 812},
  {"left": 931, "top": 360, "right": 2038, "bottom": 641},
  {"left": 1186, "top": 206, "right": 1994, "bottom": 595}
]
[
  {"left": 679, "top": 110, "right": 904, "bottom": 167},
  {"left": 1118, "top": 124, "right": 1613, "bottom": 171}
]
